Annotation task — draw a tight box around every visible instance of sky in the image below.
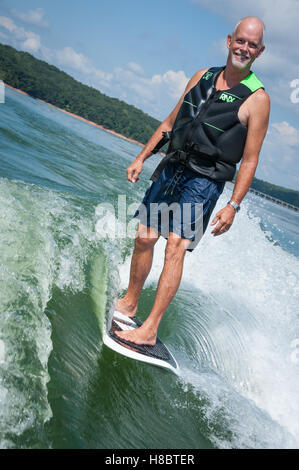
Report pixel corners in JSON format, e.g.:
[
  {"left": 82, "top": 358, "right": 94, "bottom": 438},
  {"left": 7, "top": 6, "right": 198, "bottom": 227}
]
[{"left": 0, "top": 0, "right": 298, "bottom": 190}]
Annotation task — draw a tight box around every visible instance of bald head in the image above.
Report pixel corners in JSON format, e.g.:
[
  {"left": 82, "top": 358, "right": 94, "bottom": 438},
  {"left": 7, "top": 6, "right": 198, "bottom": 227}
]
[{"left": 233, "top": 16, "right": 265, "bottom": 47}]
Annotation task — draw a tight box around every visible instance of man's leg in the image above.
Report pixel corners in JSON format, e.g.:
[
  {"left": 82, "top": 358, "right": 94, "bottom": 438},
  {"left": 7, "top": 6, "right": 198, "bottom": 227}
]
[
  {"left": 116, "top": 223, "right": 160, "bottom": 317},
  {"left": 115, "top": 233, "right": 191, "bottom": 345}
]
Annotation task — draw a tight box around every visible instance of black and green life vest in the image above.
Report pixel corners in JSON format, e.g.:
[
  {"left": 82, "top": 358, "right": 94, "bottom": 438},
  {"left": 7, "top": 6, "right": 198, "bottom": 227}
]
[{"left": 151, "top": 66, "right": 264, "bottom": 182}]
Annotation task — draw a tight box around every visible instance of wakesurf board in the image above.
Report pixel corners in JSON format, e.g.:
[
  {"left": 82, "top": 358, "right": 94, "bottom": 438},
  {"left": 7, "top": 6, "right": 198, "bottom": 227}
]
[{"left": 103, "top": 311, "right": 179, "bottom": 374}]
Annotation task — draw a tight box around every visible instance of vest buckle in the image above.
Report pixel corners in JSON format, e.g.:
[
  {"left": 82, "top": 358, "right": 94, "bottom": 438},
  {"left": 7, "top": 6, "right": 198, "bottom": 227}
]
[{"left": 176, "top": 150, "right": 188, "bottom": 165}]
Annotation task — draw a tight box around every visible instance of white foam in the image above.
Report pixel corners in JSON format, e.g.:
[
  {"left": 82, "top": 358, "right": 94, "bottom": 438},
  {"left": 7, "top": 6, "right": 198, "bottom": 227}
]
[
  {"left": 118, "top": 188, "right": 299, "bottom": 447},
  {"left": 0, "top": 340, "right": 5, "bottom": 364}
]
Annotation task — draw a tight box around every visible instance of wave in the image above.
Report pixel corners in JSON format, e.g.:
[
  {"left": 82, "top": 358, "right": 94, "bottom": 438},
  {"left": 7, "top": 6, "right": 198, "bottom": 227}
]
[{"left": 0, "top": 177, "right": 109, "bottom": 447}]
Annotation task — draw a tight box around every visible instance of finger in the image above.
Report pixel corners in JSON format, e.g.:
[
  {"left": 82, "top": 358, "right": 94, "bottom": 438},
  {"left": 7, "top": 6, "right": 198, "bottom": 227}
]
[
  {"left": 211, "top": 225, "right": 223, "bottom": 234},
  {"left": 210, "top": 214, "right": 220, "bottom": 226},
  {"left": 131, "top": 170, "right": 139, "bottom": 183},
  {"left": 211, "top": 221, "right": 226, "bottom": 234},
  {"left": 213, "top": 225, "right": 229, "bottom": 236},
  {"left": 128, "top": 169, "right": 136, "bottom": 182},
  {"left": 127, "top": 168, "right": 133, "bottom": 181}
]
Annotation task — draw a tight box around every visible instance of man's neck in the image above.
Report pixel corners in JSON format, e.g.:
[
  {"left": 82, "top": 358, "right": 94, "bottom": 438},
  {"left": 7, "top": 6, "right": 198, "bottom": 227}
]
[{"left": 220, "top": 63, "right": 251, "bottom": 89}]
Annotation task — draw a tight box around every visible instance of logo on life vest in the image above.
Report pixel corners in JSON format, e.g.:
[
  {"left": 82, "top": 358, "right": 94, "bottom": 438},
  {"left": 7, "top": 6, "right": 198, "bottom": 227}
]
[
  {"left": 219, "top": 92, "right": 236, "bottom": 103},
  {"left": 202, "top": 71, "right": 213, "bottom": 81}
]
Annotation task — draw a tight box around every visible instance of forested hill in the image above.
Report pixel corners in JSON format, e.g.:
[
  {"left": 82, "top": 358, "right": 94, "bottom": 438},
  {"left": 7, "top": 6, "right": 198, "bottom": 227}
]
[
  {"left": 0, "top": 43, "right": 298, "bottom": 208},
  {"left": 0, "top": 43, "right": 160, "bottom": 144},
  {"left": 250, "top": 177, "right": 299, "bottom": 208}
]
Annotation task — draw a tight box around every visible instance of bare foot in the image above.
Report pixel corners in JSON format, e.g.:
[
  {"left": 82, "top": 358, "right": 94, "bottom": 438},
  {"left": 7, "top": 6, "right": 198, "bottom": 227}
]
[
  {"left": 115, "top": 298, "right": 138, "bottom": 318},
  {"left": 115, "top": 324, "right": 157, "bottom": 346}
]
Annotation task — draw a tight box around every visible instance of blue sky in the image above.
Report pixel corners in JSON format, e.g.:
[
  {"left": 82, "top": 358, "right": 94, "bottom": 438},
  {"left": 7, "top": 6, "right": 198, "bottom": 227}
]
[{"left": 0, "top": 0, "right": 299, "bottom": 190}]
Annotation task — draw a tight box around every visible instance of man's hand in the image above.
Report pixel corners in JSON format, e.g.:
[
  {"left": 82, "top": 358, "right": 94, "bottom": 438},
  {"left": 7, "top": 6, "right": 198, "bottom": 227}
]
[
  {"left": 210, "top": 204, "right": 235, "bottom": 236},
  {"left": 127, "top": 158, "right": 143, "bottom": 182}
]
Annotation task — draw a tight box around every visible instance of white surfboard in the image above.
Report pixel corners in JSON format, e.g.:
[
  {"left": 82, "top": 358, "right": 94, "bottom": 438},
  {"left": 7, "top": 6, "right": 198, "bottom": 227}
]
[{"left": 103, "top": 311, "right": 179, "bottom": 374}]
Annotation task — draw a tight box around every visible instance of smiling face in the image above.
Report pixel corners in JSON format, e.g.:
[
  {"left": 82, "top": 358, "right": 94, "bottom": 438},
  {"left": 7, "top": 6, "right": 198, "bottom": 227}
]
[{"left": 227, "top": 19, "right": 265, "bottom": 71}]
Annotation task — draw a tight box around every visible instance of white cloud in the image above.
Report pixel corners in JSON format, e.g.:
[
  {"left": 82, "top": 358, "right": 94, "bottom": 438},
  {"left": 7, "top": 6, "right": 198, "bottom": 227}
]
[
  {"left": 152, "top": 70, "right": 188, "bottom": 99},
  {"left": 10, "top": 8, "right": 48, "bottom": 28},
  {"left": 113, "top": 66, "right": 187, "bottom": 100},
  {"left": 55, "top": 46, "right": 113, "bottom": 89},
  {"left": 127, "top": 62, "right": 144, "bottom": 75},
  {"left": 0, "top": 15, "right": 41, "bottom": 52},
  {"left": 108, "top": 66, "right": 188, "bottom": 118},
  {"left": 21, "top": 34, "right": 41, "bottom": 53},
  {"left": 93, "top": 68, "right": 113, "bottom": 88},
  {"left": 0, "top": 16, "right": 17, "bottom": 32},
  {"left": 271, "top": 121, "right": 299, "bottom": 146},
  {"left": 56, "top": 46, "right": 93, "bottom": 74}
]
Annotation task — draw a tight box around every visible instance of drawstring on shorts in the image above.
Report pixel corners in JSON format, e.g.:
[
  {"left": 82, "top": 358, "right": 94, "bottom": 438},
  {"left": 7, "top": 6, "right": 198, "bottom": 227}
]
[{"left": 163, "top": 164, "right": 185, "bottom": 196}]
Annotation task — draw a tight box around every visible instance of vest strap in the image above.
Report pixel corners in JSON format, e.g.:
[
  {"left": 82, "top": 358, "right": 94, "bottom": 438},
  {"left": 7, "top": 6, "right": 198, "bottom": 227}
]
[
  {"left": 150, "top": 151, "right": 186, "bottom": 181},
  {"left": 240, "top": 72, "right": 264, "bottom": 92},
  {"left": 151, "top": 131, "right": 171, "bottom": 154},
  {"left": 149, "top": 143, "right": 221, "bottom": 181}
]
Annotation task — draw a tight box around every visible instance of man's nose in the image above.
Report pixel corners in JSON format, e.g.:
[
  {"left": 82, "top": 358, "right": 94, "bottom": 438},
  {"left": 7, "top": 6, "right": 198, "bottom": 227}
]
[{"left": 239, "top": 42, "right": 249, "bottom": 53}]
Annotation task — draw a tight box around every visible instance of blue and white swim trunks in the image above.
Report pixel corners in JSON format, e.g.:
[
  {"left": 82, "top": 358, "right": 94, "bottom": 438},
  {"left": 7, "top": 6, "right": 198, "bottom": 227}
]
[{"left": 133, "top": 161, "right": 225, "bottom": 252}]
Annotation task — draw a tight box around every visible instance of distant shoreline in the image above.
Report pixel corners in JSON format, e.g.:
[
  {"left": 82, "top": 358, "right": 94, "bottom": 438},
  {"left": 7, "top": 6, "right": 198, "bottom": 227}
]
[{"left": 4, "top": 82, "right": 145, "bottom": 149}]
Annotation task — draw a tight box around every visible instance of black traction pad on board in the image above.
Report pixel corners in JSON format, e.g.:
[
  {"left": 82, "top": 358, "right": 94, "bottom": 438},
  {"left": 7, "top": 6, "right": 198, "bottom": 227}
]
[{"left": 109, "top": 317, "right": 177, "bottom": 367}]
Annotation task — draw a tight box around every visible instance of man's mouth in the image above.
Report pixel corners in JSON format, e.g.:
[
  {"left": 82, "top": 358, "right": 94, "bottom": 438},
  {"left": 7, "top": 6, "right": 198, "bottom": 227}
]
[{"left": 234, "top": 51, "right": 250, "bottom": 62}]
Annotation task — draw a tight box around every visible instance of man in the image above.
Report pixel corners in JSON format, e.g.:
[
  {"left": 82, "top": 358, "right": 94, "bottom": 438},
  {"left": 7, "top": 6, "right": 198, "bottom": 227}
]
[{"left": 114, "top": 16, "right": 270, "bottom": 346}]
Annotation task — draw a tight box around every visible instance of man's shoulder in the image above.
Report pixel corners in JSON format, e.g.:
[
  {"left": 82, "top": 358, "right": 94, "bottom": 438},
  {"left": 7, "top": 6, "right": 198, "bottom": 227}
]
[
  {"left": 246, "top": 88, "right": 271, "bottom": 126},
  {"left": 248, "top": 88, "right": 270, "bottom": 108},
  {"left": 252, "top": 87, "right": 270, "bottom": 100}
]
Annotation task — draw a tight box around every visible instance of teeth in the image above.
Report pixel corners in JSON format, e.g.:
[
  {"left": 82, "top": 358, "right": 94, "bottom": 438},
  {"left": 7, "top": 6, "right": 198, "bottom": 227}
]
[{"left": 234, "top": 53, "right": 248, "bottom": 60}]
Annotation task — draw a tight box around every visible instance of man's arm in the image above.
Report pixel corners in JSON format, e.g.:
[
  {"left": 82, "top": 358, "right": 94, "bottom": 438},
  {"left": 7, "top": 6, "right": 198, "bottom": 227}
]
[
  {"left": 126, "top": 68, "right": 208, "bottom": 182},
  {"left": 211, "top": 89, "right": 270, "bottom": 236}
]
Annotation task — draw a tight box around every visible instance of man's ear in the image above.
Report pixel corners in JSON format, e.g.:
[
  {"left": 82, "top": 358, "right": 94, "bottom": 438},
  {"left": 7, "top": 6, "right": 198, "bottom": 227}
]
[
  {"left": 227, "top": 34, "right": 232, "bottom": 49},
  {"left": 257, "top": 45, "right": 265, "bottom": 58}
]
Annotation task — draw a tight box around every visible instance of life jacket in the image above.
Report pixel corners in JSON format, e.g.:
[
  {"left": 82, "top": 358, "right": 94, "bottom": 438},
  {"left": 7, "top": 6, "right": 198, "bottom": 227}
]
[{"left": 151, "top": 66, "right": 264, "bottom": 182}]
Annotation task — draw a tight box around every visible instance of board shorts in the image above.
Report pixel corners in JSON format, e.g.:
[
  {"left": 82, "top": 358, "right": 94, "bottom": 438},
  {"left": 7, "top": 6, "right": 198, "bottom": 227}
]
[{"left": 133, "top": 161, "right": 225, "bottom": 252}]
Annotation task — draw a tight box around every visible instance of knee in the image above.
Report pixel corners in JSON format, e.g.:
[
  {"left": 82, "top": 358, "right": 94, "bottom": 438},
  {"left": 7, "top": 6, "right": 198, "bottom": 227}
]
[
  {"left": 165, "top": 237, "right": 189, "bottom": 262},
  {"left": 134, "top": 227, "right": 159, "bottom": 251}
]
